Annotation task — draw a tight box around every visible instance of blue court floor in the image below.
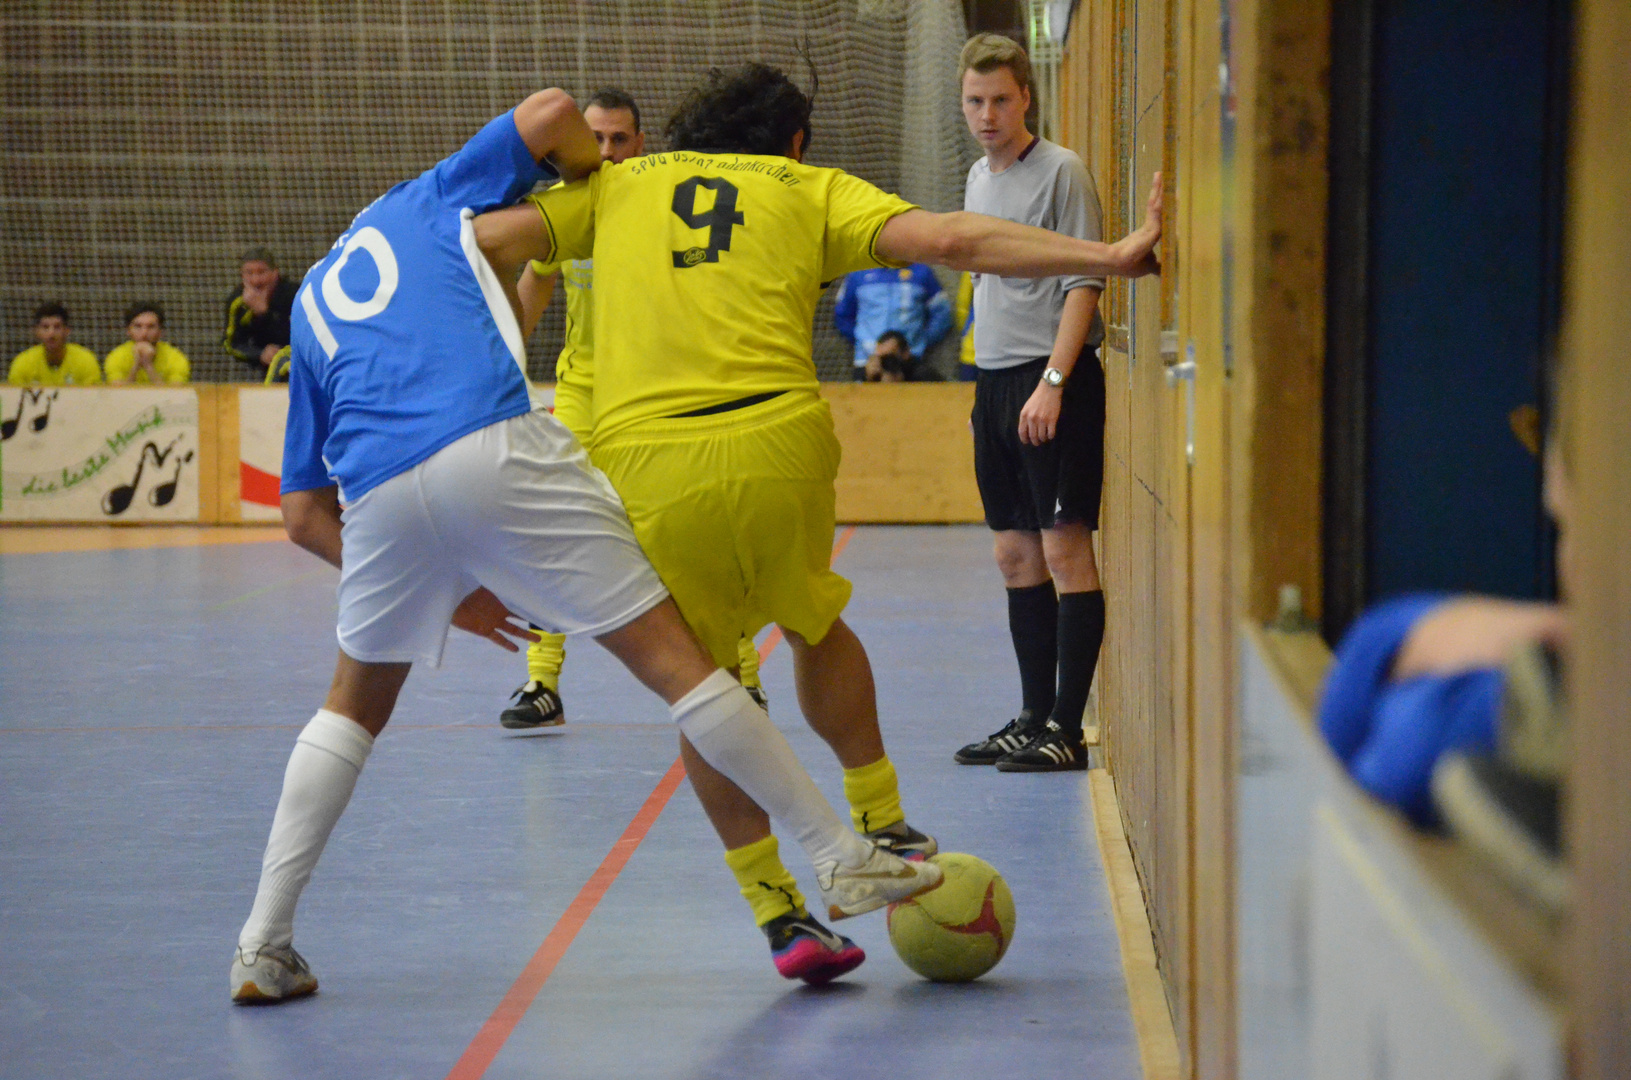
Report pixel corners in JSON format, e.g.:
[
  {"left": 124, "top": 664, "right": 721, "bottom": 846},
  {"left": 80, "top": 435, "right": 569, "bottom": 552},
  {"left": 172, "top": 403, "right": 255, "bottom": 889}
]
[{"left": 0, "top": 525, "right": 1140, "bottom": 1080}]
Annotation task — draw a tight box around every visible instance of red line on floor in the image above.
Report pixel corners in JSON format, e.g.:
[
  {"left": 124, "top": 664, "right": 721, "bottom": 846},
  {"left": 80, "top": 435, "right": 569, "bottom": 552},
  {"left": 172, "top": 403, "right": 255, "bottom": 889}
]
[
  {"left": 444, "top": 757, "right": 687, "bottom": 1080},
  {"left": 445, "top": 523, "right": 856, "bottom": 1078},
  {"left": 831, "top": 523, "right": 857, "bottom": 561}
]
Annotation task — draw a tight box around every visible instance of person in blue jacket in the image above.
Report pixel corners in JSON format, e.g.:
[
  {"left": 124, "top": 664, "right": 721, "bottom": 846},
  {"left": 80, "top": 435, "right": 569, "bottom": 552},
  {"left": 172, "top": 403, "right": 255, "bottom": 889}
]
[{"left": 832, "top": 263, "right": 953, "bottom": 380}]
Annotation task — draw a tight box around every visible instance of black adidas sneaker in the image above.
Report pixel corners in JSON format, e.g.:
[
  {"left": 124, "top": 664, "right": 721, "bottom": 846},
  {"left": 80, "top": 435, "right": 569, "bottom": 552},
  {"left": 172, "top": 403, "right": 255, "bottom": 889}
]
[
  {"left": 995, "top": 721, "right": 1088, "bottom": 772},
  {"left": 954, "top": 715, "right": 1042, "bottom": 765},
  {"left": 500, "top": 681, "right": 566, "bottom": 730}
]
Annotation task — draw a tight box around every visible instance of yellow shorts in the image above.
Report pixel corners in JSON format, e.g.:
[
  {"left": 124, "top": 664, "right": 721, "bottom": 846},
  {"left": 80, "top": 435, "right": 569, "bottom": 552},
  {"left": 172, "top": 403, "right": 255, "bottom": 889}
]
[
  {"left": 552, "top": 375, "right": 592, "bottom": 444},
  {"left": 589, "top": 390, "right": 852, "bottom": 669}
]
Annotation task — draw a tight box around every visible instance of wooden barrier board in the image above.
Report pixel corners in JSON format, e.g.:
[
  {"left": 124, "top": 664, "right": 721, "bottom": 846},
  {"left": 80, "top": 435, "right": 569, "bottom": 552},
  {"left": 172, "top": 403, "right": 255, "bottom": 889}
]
[{"left": 0, "top": 383, "right": 983, "bottom": 526}]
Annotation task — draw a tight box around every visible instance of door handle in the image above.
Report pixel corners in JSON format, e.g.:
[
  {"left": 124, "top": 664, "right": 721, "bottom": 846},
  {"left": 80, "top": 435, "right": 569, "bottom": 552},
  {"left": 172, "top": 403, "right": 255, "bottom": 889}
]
[{"left": 1165, "top": 341, "right": 1198, "bottom": 466}]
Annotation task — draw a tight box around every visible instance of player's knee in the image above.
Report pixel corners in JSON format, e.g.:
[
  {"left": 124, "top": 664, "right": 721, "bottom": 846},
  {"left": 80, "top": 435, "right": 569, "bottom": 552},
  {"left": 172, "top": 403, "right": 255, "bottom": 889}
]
[
  {"left": 992, "top": 535, "right": 1045, "bottom": 585},
  {"left": 1041, "top": 527, "right": 1099, "bottom": 588}
]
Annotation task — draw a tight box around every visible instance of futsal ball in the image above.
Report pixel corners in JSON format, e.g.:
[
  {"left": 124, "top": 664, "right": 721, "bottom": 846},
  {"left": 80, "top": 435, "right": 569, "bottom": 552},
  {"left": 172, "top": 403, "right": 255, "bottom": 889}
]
[{"left": 886, "top": 852, "right": 1016, "bottom": 982}]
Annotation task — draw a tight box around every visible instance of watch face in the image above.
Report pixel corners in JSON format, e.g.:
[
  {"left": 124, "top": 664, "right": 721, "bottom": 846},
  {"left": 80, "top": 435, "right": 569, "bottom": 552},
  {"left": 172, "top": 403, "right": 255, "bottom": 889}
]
[{"left": 1043, "top": 368, "right": 1064, "bottom": 385}]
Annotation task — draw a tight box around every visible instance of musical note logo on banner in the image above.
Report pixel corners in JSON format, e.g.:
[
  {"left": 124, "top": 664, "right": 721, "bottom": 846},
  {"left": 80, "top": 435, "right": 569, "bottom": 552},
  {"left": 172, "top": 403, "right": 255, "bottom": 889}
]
[
  {"left": 1, "top": 389, "right": 56, "bottom": 440},
  {"left": 101, "top": 437, "right": 194, "bottom": 516}
]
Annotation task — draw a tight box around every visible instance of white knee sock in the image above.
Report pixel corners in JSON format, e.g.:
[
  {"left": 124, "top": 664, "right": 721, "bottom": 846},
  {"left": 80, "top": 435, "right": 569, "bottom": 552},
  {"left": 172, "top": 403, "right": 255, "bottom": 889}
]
[
  {"left": 671, "top": 670, "right": 870, "bottom": 870},
  {"left": 238, "top": 709, "right": 375, "bottom": 951}
]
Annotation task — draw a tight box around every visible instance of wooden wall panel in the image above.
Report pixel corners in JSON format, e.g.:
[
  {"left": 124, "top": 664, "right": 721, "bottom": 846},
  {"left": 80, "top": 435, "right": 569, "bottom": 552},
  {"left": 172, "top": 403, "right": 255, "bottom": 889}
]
[
  {"left": 1562, "top": 1, "right": 1631, "bottom": 1073},
  {"left": 1064, "top": 0, "right": 1193, "bottom": 1067},
  {"left": 1228, "top": 0, "right": 1330, "bottom": 626},
  {"left": 194, "top": 385, "right": 221, "bottom": 525},
  {"left": 1062, "top": 0, "right": 1331, "bottom": 1075},
  {"left": 823, "top": 383, "right": 984, "bottom": 523},
  {"left": 216, "top": 383, "right": 242, "bottom": 524},
  {"left": 1180, "top": 0, "right": 1238, "bottom": 1074}
]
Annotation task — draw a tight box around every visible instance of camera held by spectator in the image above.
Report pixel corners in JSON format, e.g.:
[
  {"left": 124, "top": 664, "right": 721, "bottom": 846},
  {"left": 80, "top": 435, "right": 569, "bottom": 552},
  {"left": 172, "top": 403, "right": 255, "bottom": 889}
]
[{"left": 864, "top": 331, "right": 942, "bottom": 383}]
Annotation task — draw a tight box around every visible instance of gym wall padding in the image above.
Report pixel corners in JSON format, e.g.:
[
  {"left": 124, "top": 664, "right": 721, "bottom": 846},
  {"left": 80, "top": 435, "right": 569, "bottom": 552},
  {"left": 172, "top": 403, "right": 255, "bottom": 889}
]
[{"left": 0, "top": 384, "right": 983, "bottom": 525}]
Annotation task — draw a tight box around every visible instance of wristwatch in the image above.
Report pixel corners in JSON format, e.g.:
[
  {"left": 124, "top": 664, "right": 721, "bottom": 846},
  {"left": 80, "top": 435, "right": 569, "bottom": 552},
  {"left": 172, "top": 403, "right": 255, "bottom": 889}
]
[{"left": 1041, "top": 366, "right": 1067, "bottom": 387}]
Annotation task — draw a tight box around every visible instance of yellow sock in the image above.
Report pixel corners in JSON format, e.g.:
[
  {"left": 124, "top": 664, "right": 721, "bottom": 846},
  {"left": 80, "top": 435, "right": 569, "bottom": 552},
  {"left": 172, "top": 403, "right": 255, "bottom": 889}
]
[
  {"left": 723, "top": 835, "right": 805, "bottom": 926},
  {"left": 526, "top": 631, "right": 565, "bottom": 691},
  {"left": 843, "top": 755, "right": 904, "bottom": 835},
  {"left": 737, "top": 635, "right": 762, "bottom": 692}
]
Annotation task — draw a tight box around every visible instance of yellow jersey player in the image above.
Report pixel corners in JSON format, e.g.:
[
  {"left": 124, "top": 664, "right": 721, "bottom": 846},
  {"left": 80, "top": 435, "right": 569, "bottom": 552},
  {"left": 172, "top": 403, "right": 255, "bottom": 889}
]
[
  {"left": 475, "top": 65, "right": 1161, "bottom": 980},
  {"left": 502, "top": 89, "right": 770, "bottom": 732}
]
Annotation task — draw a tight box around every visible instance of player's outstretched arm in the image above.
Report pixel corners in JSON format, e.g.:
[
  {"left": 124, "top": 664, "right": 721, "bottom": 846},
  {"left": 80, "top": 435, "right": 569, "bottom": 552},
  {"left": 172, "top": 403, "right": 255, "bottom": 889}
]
[
  {"left": 878, "top": 172, "right": 1163, "bottom": 280},
  {"left": 513, "top": 88, "right": 600, "bottom": 182}
]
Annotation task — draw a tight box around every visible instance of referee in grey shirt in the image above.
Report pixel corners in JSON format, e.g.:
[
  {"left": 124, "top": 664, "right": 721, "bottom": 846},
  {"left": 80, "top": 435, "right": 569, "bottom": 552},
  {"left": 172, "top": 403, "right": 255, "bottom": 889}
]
[{"left": 953, "top": 34, "right": 1107, "bottom": 773}]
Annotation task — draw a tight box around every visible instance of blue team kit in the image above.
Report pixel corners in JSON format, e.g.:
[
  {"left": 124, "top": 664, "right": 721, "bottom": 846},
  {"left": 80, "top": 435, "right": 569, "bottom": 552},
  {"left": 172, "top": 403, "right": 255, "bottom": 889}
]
[{"left": 281, "top": 112, "right": 558, "bottom": 501}]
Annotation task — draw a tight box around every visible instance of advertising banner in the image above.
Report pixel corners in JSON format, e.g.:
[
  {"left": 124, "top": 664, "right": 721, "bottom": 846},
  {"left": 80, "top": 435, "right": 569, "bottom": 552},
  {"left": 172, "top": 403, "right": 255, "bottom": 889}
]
[
  {"left": 237, "top": 387, "right": 288, "bottom": 522},
  {"left": 0, "top": 387, "right": 200, "bottom": 522}
]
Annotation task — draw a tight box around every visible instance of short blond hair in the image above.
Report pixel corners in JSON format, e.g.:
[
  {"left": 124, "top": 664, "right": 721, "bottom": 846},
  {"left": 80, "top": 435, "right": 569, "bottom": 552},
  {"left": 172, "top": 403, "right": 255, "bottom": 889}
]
[{"left": 959, "top": 33, "right": 1031, "bottom": 93}]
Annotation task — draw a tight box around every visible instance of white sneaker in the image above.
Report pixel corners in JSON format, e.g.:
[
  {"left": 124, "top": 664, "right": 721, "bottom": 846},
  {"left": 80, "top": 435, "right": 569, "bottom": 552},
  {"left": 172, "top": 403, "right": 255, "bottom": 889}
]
[
  {"left": 230, "top": 943, "right": 319, "bottom": 1004},
  {"left": 816, "top": 843, "right": 944, "bottom": 921}
]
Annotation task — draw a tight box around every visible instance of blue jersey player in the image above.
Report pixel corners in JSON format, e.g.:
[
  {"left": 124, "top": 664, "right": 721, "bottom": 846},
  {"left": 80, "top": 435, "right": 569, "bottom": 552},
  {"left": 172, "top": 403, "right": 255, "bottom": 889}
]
[{"left": 230, "top": 90, "right": 940, "bottom": 1004}]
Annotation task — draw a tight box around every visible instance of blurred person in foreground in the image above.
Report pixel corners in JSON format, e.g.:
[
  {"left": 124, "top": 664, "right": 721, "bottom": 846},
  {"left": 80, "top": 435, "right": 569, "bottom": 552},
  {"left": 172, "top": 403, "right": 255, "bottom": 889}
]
[
  {"left": 104, "top": 302, "right": 190, "bottom": 385},
  {"left": 1319, "top": 421, "right": 1574, "bottom": 915},
  {"left": 8, "top": 301, "right": 102, "bottom": 386}
]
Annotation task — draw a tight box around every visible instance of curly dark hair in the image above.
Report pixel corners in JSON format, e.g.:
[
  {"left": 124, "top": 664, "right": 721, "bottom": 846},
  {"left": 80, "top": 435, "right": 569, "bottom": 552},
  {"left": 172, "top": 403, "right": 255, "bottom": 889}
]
[{"left": 665, "top": 63, "right": 812, "bottom": 157}]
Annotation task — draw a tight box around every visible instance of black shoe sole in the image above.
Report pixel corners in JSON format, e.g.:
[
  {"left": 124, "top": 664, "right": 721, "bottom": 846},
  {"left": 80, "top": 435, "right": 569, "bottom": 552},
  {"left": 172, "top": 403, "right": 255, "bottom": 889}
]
[
  {"left": 954, "top": 750, "right": 1004, "bottom": 765},
  {"left": 995, "top": 755, "right": 1087, "bottom": 773},
  {"left": 500, "top": 712, "right": 566, "bottom": 730},
  {"left": 991, "top": 756, "right": 1082, "bottom": 773}
]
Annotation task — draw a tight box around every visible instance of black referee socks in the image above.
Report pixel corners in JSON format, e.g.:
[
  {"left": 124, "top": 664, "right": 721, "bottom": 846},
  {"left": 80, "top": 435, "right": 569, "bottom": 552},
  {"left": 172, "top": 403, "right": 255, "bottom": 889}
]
[
  {"left": 1053, "top": 590, "right": 1106, "bottom": 736},
  {"left": 1007, "top": 582, "right": 1059, "bottom": 724}
]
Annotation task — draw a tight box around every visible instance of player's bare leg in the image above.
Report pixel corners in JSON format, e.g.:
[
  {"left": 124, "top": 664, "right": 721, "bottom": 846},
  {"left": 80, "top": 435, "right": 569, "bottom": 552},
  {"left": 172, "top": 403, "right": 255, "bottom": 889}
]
[
  {"left": 232, "top": 652, "right": 410, "bottom": 1003},
  {"left": 785, "top": 618, "right": 938, "bottom": 858},
  {"left": 784, "top": 619, "right": 884, "bottom": 767}
]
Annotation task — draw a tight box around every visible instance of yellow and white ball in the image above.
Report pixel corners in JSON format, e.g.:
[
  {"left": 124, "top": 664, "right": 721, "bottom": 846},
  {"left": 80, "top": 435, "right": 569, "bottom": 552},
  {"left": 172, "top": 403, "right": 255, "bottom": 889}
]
[{"left": 886, "top": 852, "right": 1016, "bottom": 982}]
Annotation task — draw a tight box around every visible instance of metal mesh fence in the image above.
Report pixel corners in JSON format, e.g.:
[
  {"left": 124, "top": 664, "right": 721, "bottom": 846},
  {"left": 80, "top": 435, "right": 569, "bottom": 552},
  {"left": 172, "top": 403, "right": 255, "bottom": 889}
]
[{"left": 2, "top": 0, "right": 974, "bottom": 383}]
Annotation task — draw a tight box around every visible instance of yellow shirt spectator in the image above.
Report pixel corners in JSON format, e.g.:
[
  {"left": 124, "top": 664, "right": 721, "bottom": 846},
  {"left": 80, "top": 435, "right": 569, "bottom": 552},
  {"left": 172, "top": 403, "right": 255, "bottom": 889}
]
[
  {"left": 104, "top": 341, "right": 191, "bottom": 385},
  {"left": 7, "top": 343, "right": 102, "bottom": 386}
]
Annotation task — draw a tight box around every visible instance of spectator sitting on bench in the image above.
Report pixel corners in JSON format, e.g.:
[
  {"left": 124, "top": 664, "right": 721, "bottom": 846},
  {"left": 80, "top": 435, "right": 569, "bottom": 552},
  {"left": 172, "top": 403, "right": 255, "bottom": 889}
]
[
  {"left": 8, "top": 301, "right": 102, "bottom": 386},
  {"left": 223, "top": 246, "right": 296, "bottom": 380},
  {"left": 105, "top": 302, "right": 191, "bottom": 385}
]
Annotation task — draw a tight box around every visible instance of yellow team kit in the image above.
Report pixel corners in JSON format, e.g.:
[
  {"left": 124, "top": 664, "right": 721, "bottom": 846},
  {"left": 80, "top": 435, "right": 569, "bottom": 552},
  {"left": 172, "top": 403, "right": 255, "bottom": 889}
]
[{"left": 528, "top": 150, "right": 916, "bottom": 668}]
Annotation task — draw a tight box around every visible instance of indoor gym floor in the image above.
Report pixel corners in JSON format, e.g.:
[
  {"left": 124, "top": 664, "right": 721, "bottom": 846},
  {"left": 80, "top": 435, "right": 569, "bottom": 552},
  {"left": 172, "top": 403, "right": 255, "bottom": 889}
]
[{"left": 0, "top": 524, "right": 1142, "bottom": 1080}]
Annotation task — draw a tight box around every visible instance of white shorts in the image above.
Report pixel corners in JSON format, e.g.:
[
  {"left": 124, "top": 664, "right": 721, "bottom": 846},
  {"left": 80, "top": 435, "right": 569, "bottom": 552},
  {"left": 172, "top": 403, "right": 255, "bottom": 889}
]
[{"left": 335, "top": 408, "right": 669, "bottom": 667}]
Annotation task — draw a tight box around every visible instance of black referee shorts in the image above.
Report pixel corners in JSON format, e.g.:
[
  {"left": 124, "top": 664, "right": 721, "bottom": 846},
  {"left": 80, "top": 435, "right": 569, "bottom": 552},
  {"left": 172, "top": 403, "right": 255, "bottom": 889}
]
[{"left": 971, "top": 349, "right": 1105, "bottom": 532}]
